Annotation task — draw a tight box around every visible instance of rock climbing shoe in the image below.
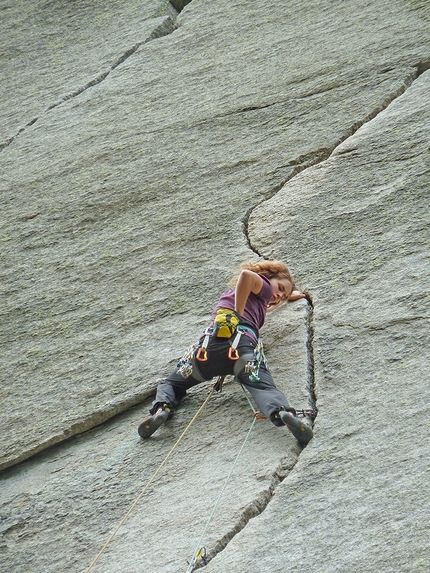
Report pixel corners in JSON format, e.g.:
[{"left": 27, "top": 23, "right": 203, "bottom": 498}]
[
  {"left": 138, "top": 407, "right": 170, "bottom": 439},
  {"left": 279, "top": 410, "right": 313, "bottom": 445}
]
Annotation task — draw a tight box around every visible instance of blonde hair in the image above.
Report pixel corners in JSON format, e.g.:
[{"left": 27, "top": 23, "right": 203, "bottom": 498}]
[{"left": 230, "top": 260, "right": 295, "bottom": 309}]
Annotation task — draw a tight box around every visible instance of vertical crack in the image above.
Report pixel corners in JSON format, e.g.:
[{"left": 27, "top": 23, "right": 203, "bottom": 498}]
[{"left": 305, "top": 296, "right": 318, "bottom": 417}]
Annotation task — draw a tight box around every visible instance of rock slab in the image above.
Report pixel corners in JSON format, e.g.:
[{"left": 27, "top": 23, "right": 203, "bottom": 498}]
[{"left": 0, "top": 1, "right": 429, "bottom": 572}]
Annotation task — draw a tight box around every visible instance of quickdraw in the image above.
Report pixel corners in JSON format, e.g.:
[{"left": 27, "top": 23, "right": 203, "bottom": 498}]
[
  {"left": 227, "top": 329, "right": 243, "bottom": 361},
  {"left": 244, "top": 339, "right": 266, "bottom": 382},
  {"left": 196, "top": 328, "right": 212, "bottom": 363}
]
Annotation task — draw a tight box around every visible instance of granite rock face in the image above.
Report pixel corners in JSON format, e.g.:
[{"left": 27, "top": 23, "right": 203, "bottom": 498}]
[{"left": 1, "top": 1, "right": 429, "bottom": 572}]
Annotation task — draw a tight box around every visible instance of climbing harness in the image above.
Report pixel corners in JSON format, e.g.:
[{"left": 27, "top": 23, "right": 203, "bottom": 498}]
[
  {"left": 177, "top": 318, "right": 263, "bottom": 390},
  {"left": 196, "top": 322, "right": 259, "bottom": 365},
  {"left": 195, "top": 309, "right": 242, "bottom": 364},
  {"left": 84, "top": 377, "right": 225, "bottom": 573}
]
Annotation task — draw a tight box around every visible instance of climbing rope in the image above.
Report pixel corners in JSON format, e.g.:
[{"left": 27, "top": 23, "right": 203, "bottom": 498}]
[
  {"left": 185, "top": 382, "right": 263, "bottom": 573},
  {"left": 186, "top": 412, "right": 258, "bottom": 572},
  {"left": 85, "top": 377, "right": 224, "bottom": 573},
  {"left": 239, "top": 381, "right": 263, "bottom": 417}
]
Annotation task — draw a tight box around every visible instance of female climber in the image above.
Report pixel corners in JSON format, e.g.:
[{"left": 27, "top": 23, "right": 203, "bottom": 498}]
[{"left": 138, "top": 260, "right": 313, "bottom": 445}]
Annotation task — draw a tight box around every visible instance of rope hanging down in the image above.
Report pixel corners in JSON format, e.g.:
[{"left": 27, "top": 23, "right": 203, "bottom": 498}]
[
  {"left": 186, "top": 382, "right": 263, "bottom": 573},
  {"left": 186, "top": 414, "right": 258, "bottom": 572},
  {"left": 85, "top": 377, "right": 224, "bottom": 573}
]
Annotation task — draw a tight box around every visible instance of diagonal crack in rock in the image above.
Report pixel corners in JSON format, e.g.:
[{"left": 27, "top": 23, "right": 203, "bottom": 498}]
[
  {"left": 0, "top": 16, "right": 178, "bottom": 152},
  {"left": 199, "top": 458, "right": 297, "bottom": 567},
  {"left": 242, "top": 60, "right": 429, "bottom": 255}
]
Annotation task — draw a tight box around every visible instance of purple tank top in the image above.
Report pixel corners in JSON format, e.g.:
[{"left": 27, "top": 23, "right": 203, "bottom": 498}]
[{"left": 211, "top": 274, "right": 273, "bottom": 333}]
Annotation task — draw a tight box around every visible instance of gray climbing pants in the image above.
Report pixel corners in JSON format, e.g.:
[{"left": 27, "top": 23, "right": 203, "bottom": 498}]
[{"left": 150, "top": 333, "right": 293, "bottom": 426}]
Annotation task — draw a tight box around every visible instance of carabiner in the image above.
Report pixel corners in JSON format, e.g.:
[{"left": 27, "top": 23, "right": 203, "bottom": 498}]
[
  {"left": 228, "top": 347, "right": 240, "bottom": 361},
  {"left": 196, "top": 348, "right": 208, "bottom": 362}
]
